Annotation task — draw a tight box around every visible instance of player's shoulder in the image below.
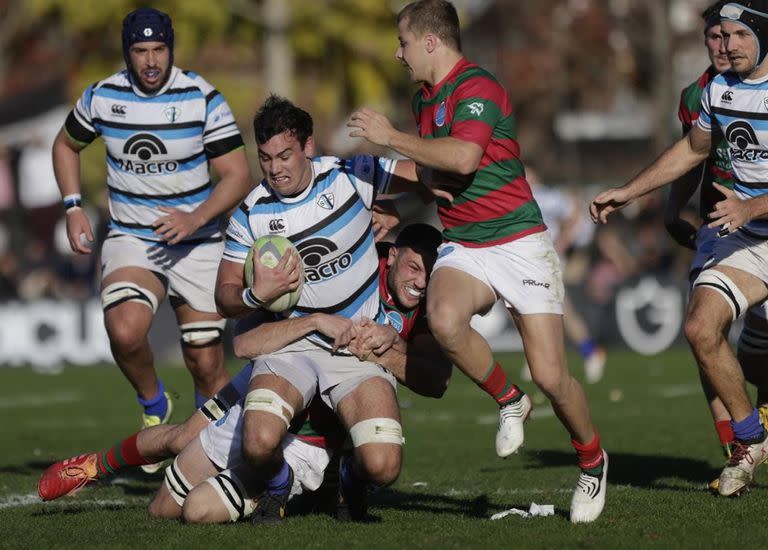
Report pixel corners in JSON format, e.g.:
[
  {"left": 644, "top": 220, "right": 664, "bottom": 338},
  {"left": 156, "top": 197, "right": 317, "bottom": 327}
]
[
  {"left": 89, "top": 70, "right": 131, "bottom": 94},
  {"left": 176, "top": 68, "right": 217, "bottom": 95},
  {"left": 712, "top": 70, "right": 740, "bottom": 88},
  {"left": 242, "top": 181, "right": 275, "bottom": 211}
]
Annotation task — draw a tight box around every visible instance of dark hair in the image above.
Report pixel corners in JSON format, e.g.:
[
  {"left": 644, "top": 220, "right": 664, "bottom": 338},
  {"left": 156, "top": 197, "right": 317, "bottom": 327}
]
[
  {"left": 397, "top": 0, "right": 461, "bottom": 52},
  {"left": 253, "top": 94, "right": 313, "bottom": 147},
  {"left": 395, "top": 223, "right": 443, "bottom": 259},
  {"left": 702, "top": 1, "right": 726, "bottom": 30}
]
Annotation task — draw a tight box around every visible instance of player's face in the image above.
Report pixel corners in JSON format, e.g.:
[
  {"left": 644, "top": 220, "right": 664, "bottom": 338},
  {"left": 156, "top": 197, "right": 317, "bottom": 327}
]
[
  {"left": 257, "top": 131, "right": 314, "bottom": 197},
  {"left": 705, "top": 24, "right": 730, "bottom": 73},
  {"left": 386, "top": 246, "right": 432, "bottom": 310},
  {"left": 128, "top": 41, "right": 171, "bottom": 93},
  {"left": 721, "top": 20, "right": 759, "bottom": 76},
  {"left": 396, "top": 19, "right": 427, "bottom": 82}
]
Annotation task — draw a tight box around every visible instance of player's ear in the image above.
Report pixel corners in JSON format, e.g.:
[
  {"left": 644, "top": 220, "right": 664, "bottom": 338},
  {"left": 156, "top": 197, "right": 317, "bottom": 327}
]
[
  {"left": 387, "top": 245, "right": 398, "bottom": 267},
  {"left": 425, "top": 33, "right": 437, "bottom": 53},
  {"left": 304, "top": 136, "right": 315, "bottom": 158}
]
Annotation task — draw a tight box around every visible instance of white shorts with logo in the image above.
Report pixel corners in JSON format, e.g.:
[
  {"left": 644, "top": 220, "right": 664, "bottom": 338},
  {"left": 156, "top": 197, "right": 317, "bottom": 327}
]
[
  {"left": 433, "top": 231, "right": 564, "bottom": 315},
  {"left": 199, "top": 401, "right": 333, "bottom": 494},
  {"left": 697, "top": 227, "right": 768, "bottom": 320},
  {"left": 101, "top": 233, "right": 223, "bottom": 313},
  {"left": 249, "top": 339, "right": 397, "bottom": 410}
]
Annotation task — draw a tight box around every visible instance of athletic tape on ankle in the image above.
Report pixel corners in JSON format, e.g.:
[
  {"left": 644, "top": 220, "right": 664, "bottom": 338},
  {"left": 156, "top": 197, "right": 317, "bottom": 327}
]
[
  {"left": 693, "top": 270, "right": 748, "bottom": 321},
  {"left": 349, "top": 417, "right": 404, "bottom": 447},
  {"left": 243, "top": 388, "right": 295, "bottom": 428}
]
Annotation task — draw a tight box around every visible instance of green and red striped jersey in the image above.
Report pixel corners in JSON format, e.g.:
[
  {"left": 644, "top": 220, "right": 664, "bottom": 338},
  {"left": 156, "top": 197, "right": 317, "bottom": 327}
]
[
  {"left": 413, "top": 58, "right": 545, "bottom": 247},
  {"left": 677, "top": 65, "right": 734, "bottom": 218}
]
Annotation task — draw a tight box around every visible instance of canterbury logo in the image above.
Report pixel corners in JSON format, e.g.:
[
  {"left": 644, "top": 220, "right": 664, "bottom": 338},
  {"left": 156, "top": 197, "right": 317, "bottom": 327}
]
[
  {"left": 111, "top": 104, "right": 127, "bottom": 116},
  {"left": 123, "top": 133, "right": 168, "bottom": 160},
  {"left": 268, "top": 219, "right": 285, "bottom": 232},
  {"left": 721, "top": 90, "right": 733, "bottom": 102}
]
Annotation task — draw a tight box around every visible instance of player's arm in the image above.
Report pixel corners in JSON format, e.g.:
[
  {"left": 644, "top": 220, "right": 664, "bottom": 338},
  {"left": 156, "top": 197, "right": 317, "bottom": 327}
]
[
  {"left": 153, "top": 148, "right": 253, "bottom": 244},
  {"left": 52, "top": 128, "right": 95, "bottom": 254},
  {"left": 372, "top": 331, "right": 452, "bottom": 398},
  {"left": 664, "top": 163, "right": 703, "bottom": 249},
  {"left": 591, "top": 127, "right": 711, "bottom": 224},
  {"left": 349, "top": 107, "right": 482, "bottom": 174}
]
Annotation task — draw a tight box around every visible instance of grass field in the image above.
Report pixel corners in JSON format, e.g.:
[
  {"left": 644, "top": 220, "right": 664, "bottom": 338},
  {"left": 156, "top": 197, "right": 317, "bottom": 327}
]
[{"left": 1, "top": 348, "right": 767, "bottom": 548}]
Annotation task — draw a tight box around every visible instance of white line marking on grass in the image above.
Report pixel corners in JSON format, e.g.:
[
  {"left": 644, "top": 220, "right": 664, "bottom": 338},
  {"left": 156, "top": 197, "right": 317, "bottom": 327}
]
[
  {"left": 657, "top": 384, "right": 701, "bottom": 398},
  {"left": 0, "top": 391, "right": 82, "bottom": 409},
  {"left": 0, "top": 493, "right": 41, "bottom": 509},
  {"left": 0, "top": 492, "right": 130, "bottom": 510}
]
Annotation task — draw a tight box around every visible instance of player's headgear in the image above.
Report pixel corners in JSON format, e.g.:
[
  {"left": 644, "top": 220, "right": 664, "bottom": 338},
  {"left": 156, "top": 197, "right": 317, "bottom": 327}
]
[
  {"left": 703, "top": 1, "right": 727, "bottom": 30},
  {"left": 395, "top": 223, "right": 443, "bottom": 259},
  {"left": 121, "top": 7, "right": 174, "bottom": 68},
  {"left": 720, "top": 2, "right": 768, "bottom": 65}
]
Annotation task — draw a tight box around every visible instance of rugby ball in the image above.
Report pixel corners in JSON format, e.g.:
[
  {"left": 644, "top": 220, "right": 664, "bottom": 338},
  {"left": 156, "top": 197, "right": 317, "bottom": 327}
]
[{"left": 244, "top": 235, "right": 304, "bottom": 312}]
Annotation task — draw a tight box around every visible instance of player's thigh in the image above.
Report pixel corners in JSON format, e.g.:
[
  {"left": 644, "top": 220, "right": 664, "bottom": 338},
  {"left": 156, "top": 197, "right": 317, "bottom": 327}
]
[
  {"left": 336, "top": 375, "right": 400, "bottom": 426},
  {"left": 512, "top": 311, "right": 568, "bottom": 384},
  {"left": 427, "top": 266, "right": 496, "bottom": 325}
]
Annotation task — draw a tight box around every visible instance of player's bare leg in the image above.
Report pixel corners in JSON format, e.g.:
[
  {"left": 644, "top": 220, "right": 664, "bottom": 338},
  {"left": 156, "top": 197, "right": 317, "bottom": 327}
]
[
  {"left": 241, "top": 373, "right": 304, "bottom": 522},
  {"left": 685, "top": 266, "right": 768, "bottom": 496},
  {"left": 173, "top": 302, "right": 230, "bottom": 407},
  {"left": 335, "top": 376, "right": 403, "bottom": 521},
  {"left": 148, "top": 437, "right": 218, "bottom": 519},
  {"left": 427, "top": 267, "right": 531, "bottom": 457}
]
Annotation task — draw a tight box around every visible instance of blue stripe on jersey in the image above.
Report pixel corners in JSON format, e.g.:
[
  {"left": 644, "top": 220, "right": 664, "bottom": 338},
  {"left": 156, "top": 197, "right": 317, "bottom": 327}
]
[
  {"left": 712, "top": 112, "right": 768, "bottom": 131},
  {"left": 106, "top": 151, "right": 207, "bottom": 174},
  {"left": 735, "top": 184, "right": 768, "bottom": 197},
  {"left": 108, "top": 219, "right": 219, "bottom": 239},
  {"left": 206, "top": 93, "right": 225, "bottom": 117},
  {"left": 224, "top": 238, "right": 251, "bottom": 257},
  {"left": 83, "top": 86, "right": 95, "bottom": 112},
  {"left": 97, "top": 125, "right": 202, "bottom": 140},
  {"left": 253, "top": 171, "right": 339, "bottom": 212},
  {"left": 332, "top": 275, "right": 379, "bottom": 319},
  {"left": 109, "top": 186, "right": 211, "bottom": 208},
  {"left": 309, "top": 199, "right": 366, "bottom": 239},
  {"left": 95, "top": 87, "right": 204, "bottom": 103}
]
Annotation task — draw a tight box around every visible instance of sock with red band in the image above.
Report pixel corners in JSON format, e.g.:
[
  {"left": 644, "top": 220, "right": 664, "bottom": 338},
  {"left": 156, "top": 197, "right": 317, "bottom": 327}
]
[
  {"left": 94, "top": 433, "right": 152, "bottom": 479},
  {"left": 478, "top": 362, "right": 524, "bottom": 407},
  {"left": 572, "top": 432, "right": 604, "bottom": 475},
  {"left": 715, "top": 420, "right": 734, "bottom": 456}
]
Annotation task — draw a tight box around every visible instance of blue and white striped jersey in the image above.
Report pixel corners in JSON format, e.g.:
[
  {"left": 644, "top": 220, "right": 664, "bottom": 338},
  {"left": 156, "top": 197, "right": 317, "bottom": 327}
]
[
  {"left": 224, "top": 155, "right": 397, "bottom": 349},
  {"left": 65, "top": 67, "right": 244, "bottom": 243},
  {"left": 699, "top": 71, "right": 768, "bottom": 237}
]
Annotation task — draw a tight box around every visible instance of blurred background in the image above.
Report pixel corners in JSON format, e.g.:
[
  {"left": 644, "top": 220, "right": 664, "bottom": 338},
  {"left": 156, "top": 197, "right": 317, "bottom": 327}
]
[{"left": 0, "top": 0, "right": 718, "bottom": 369}]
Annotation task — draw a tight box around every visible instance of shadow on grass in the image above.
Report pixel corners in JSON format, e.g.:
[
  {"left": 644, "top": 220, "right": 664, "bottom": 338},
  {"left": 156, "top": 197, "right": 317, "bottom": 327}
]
[{"left": 521, "top": 449, "right": 719, "bottom": 489}]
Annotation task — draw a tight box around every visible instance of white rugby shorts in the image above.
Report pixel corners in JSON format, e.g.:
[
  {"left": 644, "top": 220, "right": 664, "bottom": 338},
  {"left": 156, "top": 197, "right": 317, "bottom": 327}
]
[
  {"left": 101, "top": 233, "right": 223, "bottom": 313},
  {"left": 432, "top": 231, "right": 564, "bottom": 315}
]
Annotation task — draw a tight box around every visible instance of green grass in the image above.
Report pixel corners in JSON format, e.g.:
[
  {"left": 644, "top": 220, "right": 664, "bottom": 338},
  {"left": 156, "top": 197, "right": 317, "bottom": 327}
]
[{"left": 1, "top": 348, "right": 767, "bottom": 548}]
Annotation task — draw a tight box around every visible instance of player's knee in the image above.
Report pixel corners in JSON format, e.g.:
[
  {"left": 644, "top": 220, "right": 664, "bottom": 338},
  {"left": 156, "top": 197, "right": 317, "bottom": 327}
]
[
  {"left": 426, "top": 306, "right": 465, "bottom": 347},
  {"left": 148, "top": 493, "right": 180, "bottom": 519},
  {"left": 683, "top": 312, "right": 715, "bottom": 351},
  {"left": 357, "top": 447, "right": 401, "bottom": 487},
  {"left": 350, "top": 417, "right": 403, "bottom": 486},
  {"left": 105, "top": 317, "right": 147, "bottom": 351},
  {"left": 241, "top": 423, "right": 283, "bottom": 467},
  {"left": 181, "top": 491, "right": 216, "bottom": 524}
]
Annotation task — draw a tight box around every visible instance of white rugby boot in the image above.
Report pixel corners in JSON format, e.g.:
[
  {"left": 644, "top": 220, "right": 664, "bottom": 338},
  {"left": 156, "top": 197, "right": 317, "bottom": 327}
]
[
  {"left": 717, "top": 435, "right": 768, "bottom": 497},
  {"left": 570, "top": 450, "right": 608, "bottom": 523},
  {"left": 495, "top": 393, "right": 532, "bottom": 457}
]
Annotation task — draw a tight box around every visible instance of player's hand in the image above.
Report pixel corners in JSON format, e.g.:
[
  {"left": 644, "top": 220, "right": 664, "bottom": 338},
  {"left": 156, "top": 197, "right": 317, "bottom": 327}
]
[
  {"left": 590, "top": 187, "right": 632, "bottom": 224},
  {"left": 351, "top": 318, "right": 401, "bottom": 358},
  {"left": 348, "top": 107, "right": 395, "bottom": 147},
  {"left": 664, "top": 217, "right": 697, "bottom": 250},
  {"left": 708, "top": 183, "right": 752, "bottom": 235},
  {"left": 416, "top": 165, "right": 457, "bottom": 203},
  {"left": 152, "top": 207, "right": 205, "bottom": 245},
  {"left": 372, "top": 200, "right": 400, "bottom": 241},
  {"left": 314, "top": 313, "right": 358, "bottom": 352},
  {"left": 65, "top": 208, "right": 95, "bottom": 255},
  {"left": 251, "top": 247, "right": 302, "bottom": 303}
]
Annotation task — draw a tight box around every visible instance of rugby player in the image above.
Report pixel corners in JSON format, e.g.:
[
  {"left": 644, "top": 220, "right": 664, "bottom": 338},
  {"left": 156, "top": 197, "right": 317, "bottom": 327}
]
[{"left": 51, "top": 8, "right": 252, "bottom": 446}]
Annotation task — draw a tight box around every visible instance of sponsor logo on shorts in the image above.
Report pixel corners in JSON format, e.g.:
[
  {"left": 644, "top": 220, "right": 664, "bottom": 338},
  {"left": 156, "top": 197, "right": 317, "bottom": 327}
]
[
  {"left": 215, "top": 408, "right": 230, "bottom": 427},
  {"left": 523, "top": 279, "right": 550, "bottom": 289}
]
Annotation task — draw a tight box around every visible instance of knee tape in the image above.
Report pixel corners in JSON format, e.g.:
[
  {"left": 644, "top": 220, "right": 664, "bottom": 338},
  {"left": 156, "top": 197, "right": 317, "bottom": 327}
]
[
  {"left": 101, "top": 282, "right": 159, "bottom": 314},
  {"left": 243, "top": 388, "right": 295, "bottom": 428},
  {"left": 205, "top": 470, "right": 253, "bottom": 522},
  {"left": 349, "top": 418, "right": 404, "bottom": 447},
  {"left": 163, "top": 456, "right": 192, "bottom": 507},
  {"left": 179, "top": 319, "right": 227, "bottom": 348},
  {"left": 692, "top": 270, "right": 748, "bottom": 321}
]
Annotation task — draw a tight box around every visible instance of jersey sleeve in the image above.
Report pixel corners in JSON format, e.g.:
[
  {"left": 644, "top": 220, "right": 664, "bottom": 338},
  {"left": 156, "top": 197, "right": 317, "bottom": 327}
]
[
  {"left": 223, "top": 201, "right": 255, "bottom": 263},
  {"left": 343, "top": 155, "right": 399, "bottom": 208},
  {"left": 449, "top": 77, "right": 505, "bottom": 150},
  {"left": 64, "top": 84, "right": 99, "bottom": 146},
  {"left": 695, "top": 81, "right": 714, "bottom": 134},
  {"left": 194, "top": 74, "right": 244, "bottom": 158},
  {"left": 677, "top": 88, "right": 694, "bottom": 134}
]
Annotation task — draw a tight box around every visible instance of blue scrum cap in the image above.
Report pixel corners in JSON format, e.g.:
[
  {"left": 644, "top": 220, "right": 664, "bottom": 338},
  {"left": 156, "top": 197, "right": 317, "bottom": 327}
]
[
  {"left": 121, "top": 7, "right": 174, "bottom": 67},
  {"left": 720, "top": 2, "right": 768, "bottom": 65}
]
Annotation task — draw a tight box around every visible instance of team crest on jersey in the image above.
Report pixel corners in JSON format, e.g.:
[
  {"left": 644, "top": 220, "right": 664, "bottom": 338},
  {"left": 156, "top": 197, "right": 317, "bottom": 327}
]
[
  {"left": 467, "top": 102, "right": 484, "bottom": 116},
  {"left": 763, "top": 96, "right": 768, "bottom": 111},
  {"left": 164, "top": 106, "right": 181, "bottom": 123},
  {"left": 386, "top": 310, "right": 404, "bottom": 333},
  {"left": 317, "top": 193, "right": 335, "bottom": 210},
  {"left": 435, "top": 101, "right": 447, "bottom": 127}
]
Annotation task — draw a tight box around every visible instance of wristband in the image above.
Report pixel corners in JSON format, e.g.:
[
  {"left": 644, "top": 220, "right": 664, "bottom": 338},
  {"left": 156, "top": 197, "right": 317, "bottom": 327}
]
[
  {"left": 242, "top": 288, "right": 264, "bottom": 309},
  {"left": 63, "top": 193, "right": 82, "bottom": 211}
]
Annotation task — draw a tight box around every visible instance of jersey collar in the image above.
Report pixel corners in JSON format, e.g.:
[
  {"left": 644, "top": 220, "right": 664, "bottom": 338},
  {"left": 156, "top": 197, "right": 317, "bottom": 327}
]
[
  {"left": 129, "top": 66, "right": 180, "bottom": 97},
  {"left": 420, "top": 57, "right": 474, "bottom": 101}
]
